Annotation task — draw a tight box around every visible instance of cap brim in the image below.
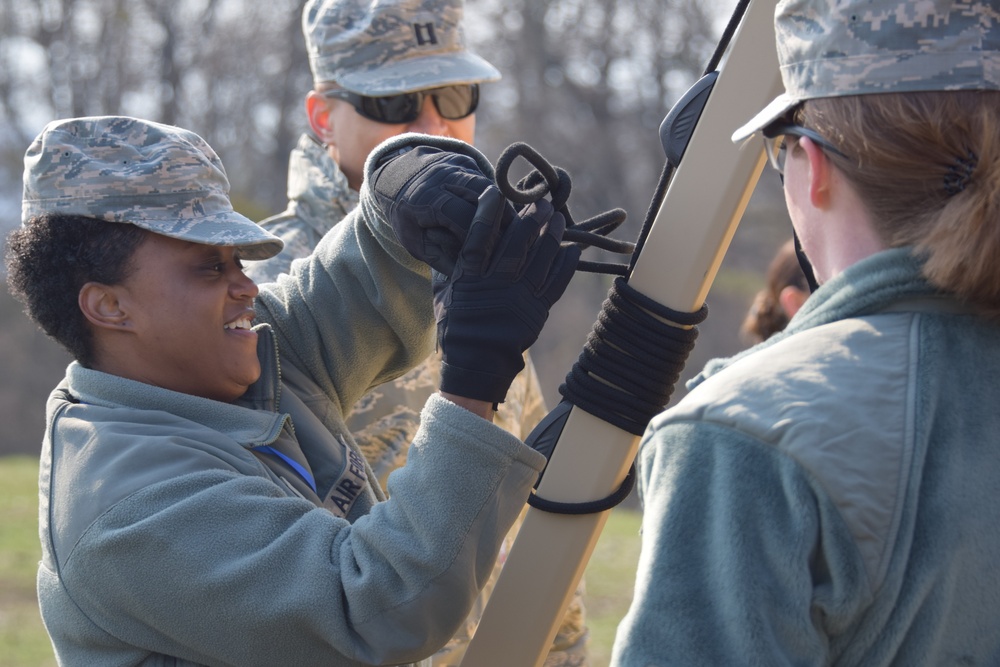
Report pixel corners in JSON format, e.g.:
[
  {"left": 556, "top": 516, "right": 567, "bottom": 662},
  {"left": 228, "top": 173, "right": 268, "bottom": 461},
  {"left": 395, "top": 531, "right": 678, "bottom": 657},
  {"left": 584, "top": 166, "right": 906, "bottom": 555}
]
[
  {"left": 338, "top": 52, "right": 501, "bottom": 96},
  {"left": 731, "top": 93, "right": 798, "bottom": 143},
  {"left": 130, "top": 211, "right": 285, "bottom": 261}
]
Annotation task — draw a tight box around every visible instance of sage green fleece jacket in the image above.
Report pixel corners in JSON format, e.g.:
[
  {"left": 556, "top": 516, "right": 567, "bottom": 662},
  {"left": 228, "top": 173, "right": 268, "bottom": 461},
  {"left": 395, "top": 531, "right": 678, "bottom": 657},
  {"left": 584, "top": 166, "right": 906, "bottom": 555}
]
[
  {"left": 613, "top": 248, "right": 1000, "bottom": 666},
  {"left": 36, "top": 135, "right": 546, "bottom": 667}
]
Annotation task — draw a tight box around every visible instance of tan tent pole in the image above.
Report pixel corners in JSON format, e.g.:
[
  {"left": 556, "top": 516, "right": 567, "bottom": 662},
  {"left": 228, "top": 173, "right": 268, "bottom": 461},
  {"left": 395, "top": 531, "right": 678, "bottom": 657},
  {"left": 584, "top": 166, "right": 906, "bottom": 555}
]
[{"left": 461, "top": 1, "right": 783, "bottom": 664}]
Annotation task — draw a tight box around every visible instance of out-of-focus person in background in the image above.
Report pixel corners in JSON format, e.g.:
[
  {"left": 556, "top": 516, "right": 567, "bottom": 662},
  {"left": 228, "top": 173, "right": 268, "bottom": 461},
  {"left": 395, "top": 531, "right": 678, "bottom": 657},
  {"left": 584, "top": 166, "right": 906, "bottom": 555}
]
[{"left": 741, "top": 237, "right": 809, "bottom": 343}]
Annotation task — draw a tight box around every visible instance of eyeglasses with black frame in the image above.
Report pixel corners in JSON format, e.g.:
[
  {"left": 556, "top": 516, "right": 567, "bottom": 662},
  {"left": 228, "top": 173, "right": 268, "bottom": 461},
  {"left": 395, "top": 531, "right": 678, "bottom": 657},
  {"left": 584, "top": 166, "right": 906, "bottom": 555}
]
[
  {"left": 762, "top": 123, "right": 849, "bottom": 176},
  {"left": 321, "top": 84, "right": 480, "bottom": 125}
]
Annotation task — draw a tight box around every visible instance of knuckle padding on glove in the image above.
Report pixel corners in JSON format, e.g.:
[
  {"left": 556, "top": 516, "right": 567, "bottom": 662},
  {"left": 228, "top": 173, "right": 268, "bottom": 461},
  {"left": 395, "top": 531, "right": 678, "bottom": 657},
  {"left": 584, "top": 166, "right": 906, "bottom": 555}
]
[
  {"left": 371, "top": 145, "right": 496, "bottom": 276},
  {"left": 436, "top": 186, "right": 580, "bottom": 403},
  {"left": 373, "top": 146, "right": 443, "bottom": 199}
]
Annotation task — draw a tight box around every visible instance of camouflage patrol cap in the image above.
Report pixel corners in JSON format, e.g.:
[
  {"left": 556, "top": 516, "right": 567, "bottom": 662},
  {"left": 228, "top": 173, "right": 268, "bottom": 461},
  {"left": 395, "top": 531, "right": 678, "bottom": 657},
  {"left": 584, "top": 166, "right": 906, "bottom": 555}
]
[
  {"left": 21, "top": 116, "right": 283, "bottom": 260},
  {"left": 733, "top": 0, "right": 1000, "bottom": 141},
  {"left": 303, "top": 0, "right": 501, "bottom": 96}
]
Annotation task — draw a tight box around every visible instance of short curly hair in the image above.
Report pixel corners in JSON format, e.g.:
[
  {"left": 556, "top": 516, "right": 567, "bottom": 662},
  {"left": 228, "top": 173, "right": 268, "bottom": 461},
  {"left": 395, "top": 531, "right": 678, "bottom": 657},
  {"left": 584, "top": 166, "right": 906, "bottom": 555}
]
[{"left": 5, "top": 215, "right": 147, "bottom": 367}]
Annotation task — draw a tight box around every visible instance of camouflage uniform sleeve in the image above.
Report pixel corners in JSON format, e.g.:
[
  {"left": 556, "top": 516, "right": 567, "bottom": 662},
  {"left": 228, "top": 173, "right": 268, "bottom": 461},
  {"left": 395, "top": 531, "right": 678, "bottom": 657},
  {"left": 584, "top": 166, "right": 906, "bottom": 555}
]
[{"left": 543, "top": 580, "right": 590, "bottom": 666}]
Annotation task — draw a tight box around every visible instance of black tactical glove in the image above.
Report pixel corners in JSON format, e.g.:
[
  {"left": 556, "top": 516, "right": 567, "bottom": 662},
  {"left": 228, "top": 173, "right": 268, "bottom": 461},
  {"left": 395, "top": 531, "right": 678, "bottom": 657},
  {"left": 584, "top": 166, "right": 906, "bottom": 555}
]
[
  {"left": 369, "top": 144, "right": 509, "bottom": 276},
  {"left": 436, "top": 186, "right": 581, "bottom": 404}
]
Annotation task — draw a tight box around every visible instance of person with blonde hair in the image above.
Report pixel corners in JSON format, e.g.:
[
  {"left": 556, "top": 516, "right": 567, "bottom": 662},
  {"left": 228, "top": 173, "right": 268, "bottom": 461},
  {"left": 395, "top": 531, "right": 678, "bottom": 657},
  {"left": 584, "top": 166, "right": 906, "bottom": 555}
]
[{"left": 612, "top": 1, "right": 1000, "bottom": 664}]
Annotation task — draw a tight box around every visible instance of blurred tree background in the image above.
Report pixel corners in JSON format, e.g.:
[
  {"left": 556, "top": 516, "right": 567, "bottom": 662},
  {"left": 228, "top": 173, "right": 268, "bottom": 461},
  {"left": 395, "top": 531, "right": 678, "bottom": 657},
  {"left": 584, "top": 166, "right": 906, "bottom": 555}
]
[{"left": 0, "top": 0, "right": 791, "bottom": 456}]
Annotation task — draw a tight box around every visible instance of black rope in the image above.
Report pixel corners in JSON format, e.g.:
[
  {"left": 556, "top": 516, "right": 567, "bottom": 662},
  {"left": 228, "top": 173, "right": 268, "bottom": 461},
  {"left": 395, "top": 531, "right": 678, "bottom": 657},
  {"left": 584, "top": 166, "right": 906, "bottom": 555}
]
[
  {"left": 495, "top": 142, "right": 634, "bottom": 276},
  {"left": 559, "top": 277, "right": 708, "bottom": 436},
  {"left": 491, "top": 144, "right": 709, "bottom": 513},
  {"left": 705, "top": 0, "right": 752, "bottom": 76},
  {"left": 629, "top": 0, "right": 752, "bottom": 275},
  {"left": 628, "top": 160, "right": 672, "bottom": 275},
  {"left": 526, "top": 279, "right": 707, "bottom": 514},
  {"left": 494, "top": 141, "right": 708, "bottom": 432},
  {"left": 529, "top": 463, "right": 637, "bottom": 515},
  {"left": 515, "top": 0, "right": 749, "bottom": 513}
]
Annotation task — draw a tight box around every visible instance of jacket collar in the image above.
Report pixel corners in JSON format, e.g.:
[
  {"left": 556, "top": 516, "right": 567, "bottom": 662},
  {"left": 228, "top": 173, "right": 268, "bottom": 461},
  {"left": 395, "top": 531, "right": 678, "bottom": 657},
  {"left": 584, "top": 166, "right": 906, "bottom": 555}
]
[
  {"left": 285, "top": 134, "right": 359, "bottom": 237},
  {"left": 690, "top": 247, "right": 942, "bottom": 390},
  {"left": 65, "top": 324, "right": 287, "bottom": 447}
]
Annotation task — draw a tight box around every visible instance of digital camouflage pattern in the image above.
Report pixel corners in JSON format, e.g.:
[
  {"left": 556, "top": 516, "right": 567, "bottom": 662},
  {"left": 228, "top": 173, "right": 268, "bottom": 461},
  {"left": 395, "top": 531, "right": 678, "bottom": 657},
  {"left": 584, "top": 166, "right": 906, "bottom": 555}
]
[
  {"left": 734, "top": 0, "right": 1000, "bottom": 140},
  {"left": 302, "top": 0, "right": 501, "bottom": 95},
  {"left": 21, "top": 116, "right": 283, "bottom": 261},
  {"left": 244, "top": 134, "right": 591, "bottom": 666},
  {"left": 244, "top": 135, "right": 358, "bottom": 276}
]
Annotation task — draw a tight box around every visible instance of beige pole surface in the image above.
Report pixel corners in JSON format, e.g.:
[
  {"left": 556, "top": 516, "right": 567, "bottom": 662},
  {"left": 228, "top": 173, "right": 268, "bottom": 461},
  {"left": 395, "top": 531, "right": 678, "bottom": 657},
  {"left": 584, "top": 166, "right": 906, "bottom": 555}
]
[{"left": 461, "top": 0, "right": 784, "bottom": 665}]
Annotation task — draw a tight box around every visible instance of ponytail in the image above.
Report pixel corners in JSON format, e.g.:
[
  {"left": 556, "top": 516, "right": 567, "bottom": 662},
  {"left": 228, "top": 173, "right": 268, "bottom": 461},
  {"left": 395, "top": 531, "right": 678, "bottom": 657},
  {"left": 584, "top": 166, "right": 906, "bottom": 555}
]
[{"left": 802, "top": 91, "right": 1000, "bottom": 315}]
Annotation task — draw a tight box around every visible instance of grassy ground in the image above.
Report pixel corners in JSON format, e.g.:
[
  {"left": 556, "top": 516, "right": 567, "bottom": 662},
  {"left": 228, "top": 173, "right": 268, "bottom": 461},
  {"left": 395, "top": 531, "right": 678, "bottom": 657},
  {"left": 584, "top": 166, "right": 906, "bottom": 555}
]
[
  {"left": 0, "top": 457, "right": 56, "bottom": 667},
  {"left": 0, "top": 455, "right": 641, "bottom": 667},
  {"left": 580, "top": 508, "right": 642, "bottom": 665}
]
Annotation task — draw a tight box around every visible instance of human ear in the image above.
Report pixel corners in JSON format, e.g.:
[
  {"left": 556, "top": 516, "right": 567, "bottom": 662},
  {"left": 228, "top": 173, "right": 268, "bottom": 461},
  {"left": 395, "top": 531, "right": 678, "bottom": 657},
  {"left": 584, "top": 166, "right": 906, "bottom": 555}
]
[
  {"left": 306, "top": 91, "right": 337, "bottom": 145},
  {"left": 79, "top": 282, "right": 130, "bottom": 331},
  {"left": 779, "top": 285, "right": 808, "bottom": 319},
  {"left": 800, "top": 137, "right": 832, "bottom": 209}
]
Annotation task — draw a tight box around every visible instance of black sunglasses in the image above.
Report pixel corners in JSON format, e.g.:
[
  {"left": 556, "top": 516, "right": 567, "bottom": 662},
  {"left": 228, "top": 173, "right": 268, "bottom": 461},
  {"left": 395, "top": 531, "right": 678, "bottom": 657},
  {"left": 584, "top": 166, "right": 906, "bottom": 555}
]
[
  {"left": 322, "top": 84, "right": 479, "bottom": 124},
  {"left": 762, "top": 122, "right": 849, "bottom": 175}
]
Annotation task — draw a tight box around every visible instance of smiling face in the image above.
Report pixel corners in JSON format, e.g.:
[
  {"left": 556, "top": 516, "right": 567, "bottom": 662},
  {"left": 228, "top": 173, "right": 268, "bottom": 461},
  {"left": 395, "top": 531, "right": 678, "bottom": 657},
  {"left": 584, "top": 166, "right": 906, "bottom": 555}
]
[{"left": 88, "top": 233, "right": 262, "bottom": 402}]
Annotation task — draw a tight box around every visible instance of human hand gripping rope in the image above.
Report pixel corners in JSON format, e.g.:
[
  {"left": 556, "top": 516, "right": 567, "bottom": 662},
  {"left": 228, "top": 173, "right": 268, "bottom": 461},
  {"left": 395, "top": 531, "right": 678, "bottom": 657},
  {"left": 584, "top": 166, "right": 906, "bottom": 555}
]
[
  {"left": 434, "top": 187, "right": 579, "bottom": 405},
  {"left": 368, "top": 140, "right": 637, "bottom": 410},
  {"left": 490, "top": 142, "right": 709, "bottom": 514},
  {"left": 371, "top": 140, "right": 708, "bottom": 502}
]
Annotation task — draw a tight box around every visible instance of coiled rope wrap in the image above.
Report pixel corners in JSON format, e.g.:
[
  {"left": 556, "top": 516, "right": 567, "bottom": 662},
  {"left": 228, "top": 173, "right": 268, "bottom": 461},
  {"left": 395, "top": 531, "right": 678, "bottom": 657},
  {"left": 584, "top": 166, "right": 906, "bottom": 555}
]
[
  {"left": 527, "top": 281, "right": 708, "bottom": 515},
  {"left": 492, "top": 143, "right": 709, "bottom": 436},
  {"left": 495, "top": 142, "right": 634, "bottom": 276},
  {"left": 560, "top": 278, "right": 708, "bottom": 437},
  {"left": 491, "top": 142, "right": 709, "bottom": 513}
]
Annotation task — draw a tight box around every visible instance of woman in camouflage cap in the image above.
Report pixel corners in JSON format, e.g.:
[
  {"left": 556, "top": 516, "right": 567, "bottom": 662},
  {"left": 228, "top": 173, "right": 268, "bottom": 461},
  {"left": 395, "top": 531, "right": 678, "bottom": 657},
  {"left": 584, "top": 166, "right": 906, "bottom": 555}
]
[
  {"left": 613, "top": 1, "right": 1000, "bottom": 665},
  {"left": 6, "top": 116, "right": 579, "bottom": 666}
]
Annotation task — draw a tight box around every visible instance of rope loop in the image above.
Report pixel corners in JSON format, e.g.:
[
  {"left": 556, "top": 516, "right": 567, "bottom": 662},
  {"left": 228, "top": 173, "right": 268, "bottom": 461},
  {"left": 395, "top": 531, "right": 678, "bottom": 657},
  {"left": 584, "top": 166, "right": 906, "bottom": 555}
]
[{"left": 494, "top": 142, "right": 634, "bottom": 276}]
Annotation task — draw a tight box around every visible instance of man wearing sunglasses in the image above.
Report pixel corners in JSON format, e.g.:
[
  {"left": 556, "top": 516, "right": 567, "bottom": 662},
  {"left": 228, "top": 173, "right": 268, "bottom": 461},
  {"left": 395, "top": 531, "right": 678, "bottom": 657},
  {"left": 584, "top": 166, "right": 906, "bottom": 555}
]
[{"left": 244, "top": 1, "right": 590, "bottom": 665}]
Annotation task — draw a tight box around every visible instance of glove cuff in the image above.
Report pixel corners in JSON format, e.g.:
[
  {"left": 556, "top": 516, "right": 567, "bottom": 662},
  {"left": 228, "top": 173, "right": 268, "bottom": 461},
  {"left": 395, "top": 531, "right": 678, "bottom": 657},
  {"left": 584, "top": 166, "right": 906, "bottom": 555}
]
[{"left": 439, "top": 359, "right": 524, "bottom": 404}]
